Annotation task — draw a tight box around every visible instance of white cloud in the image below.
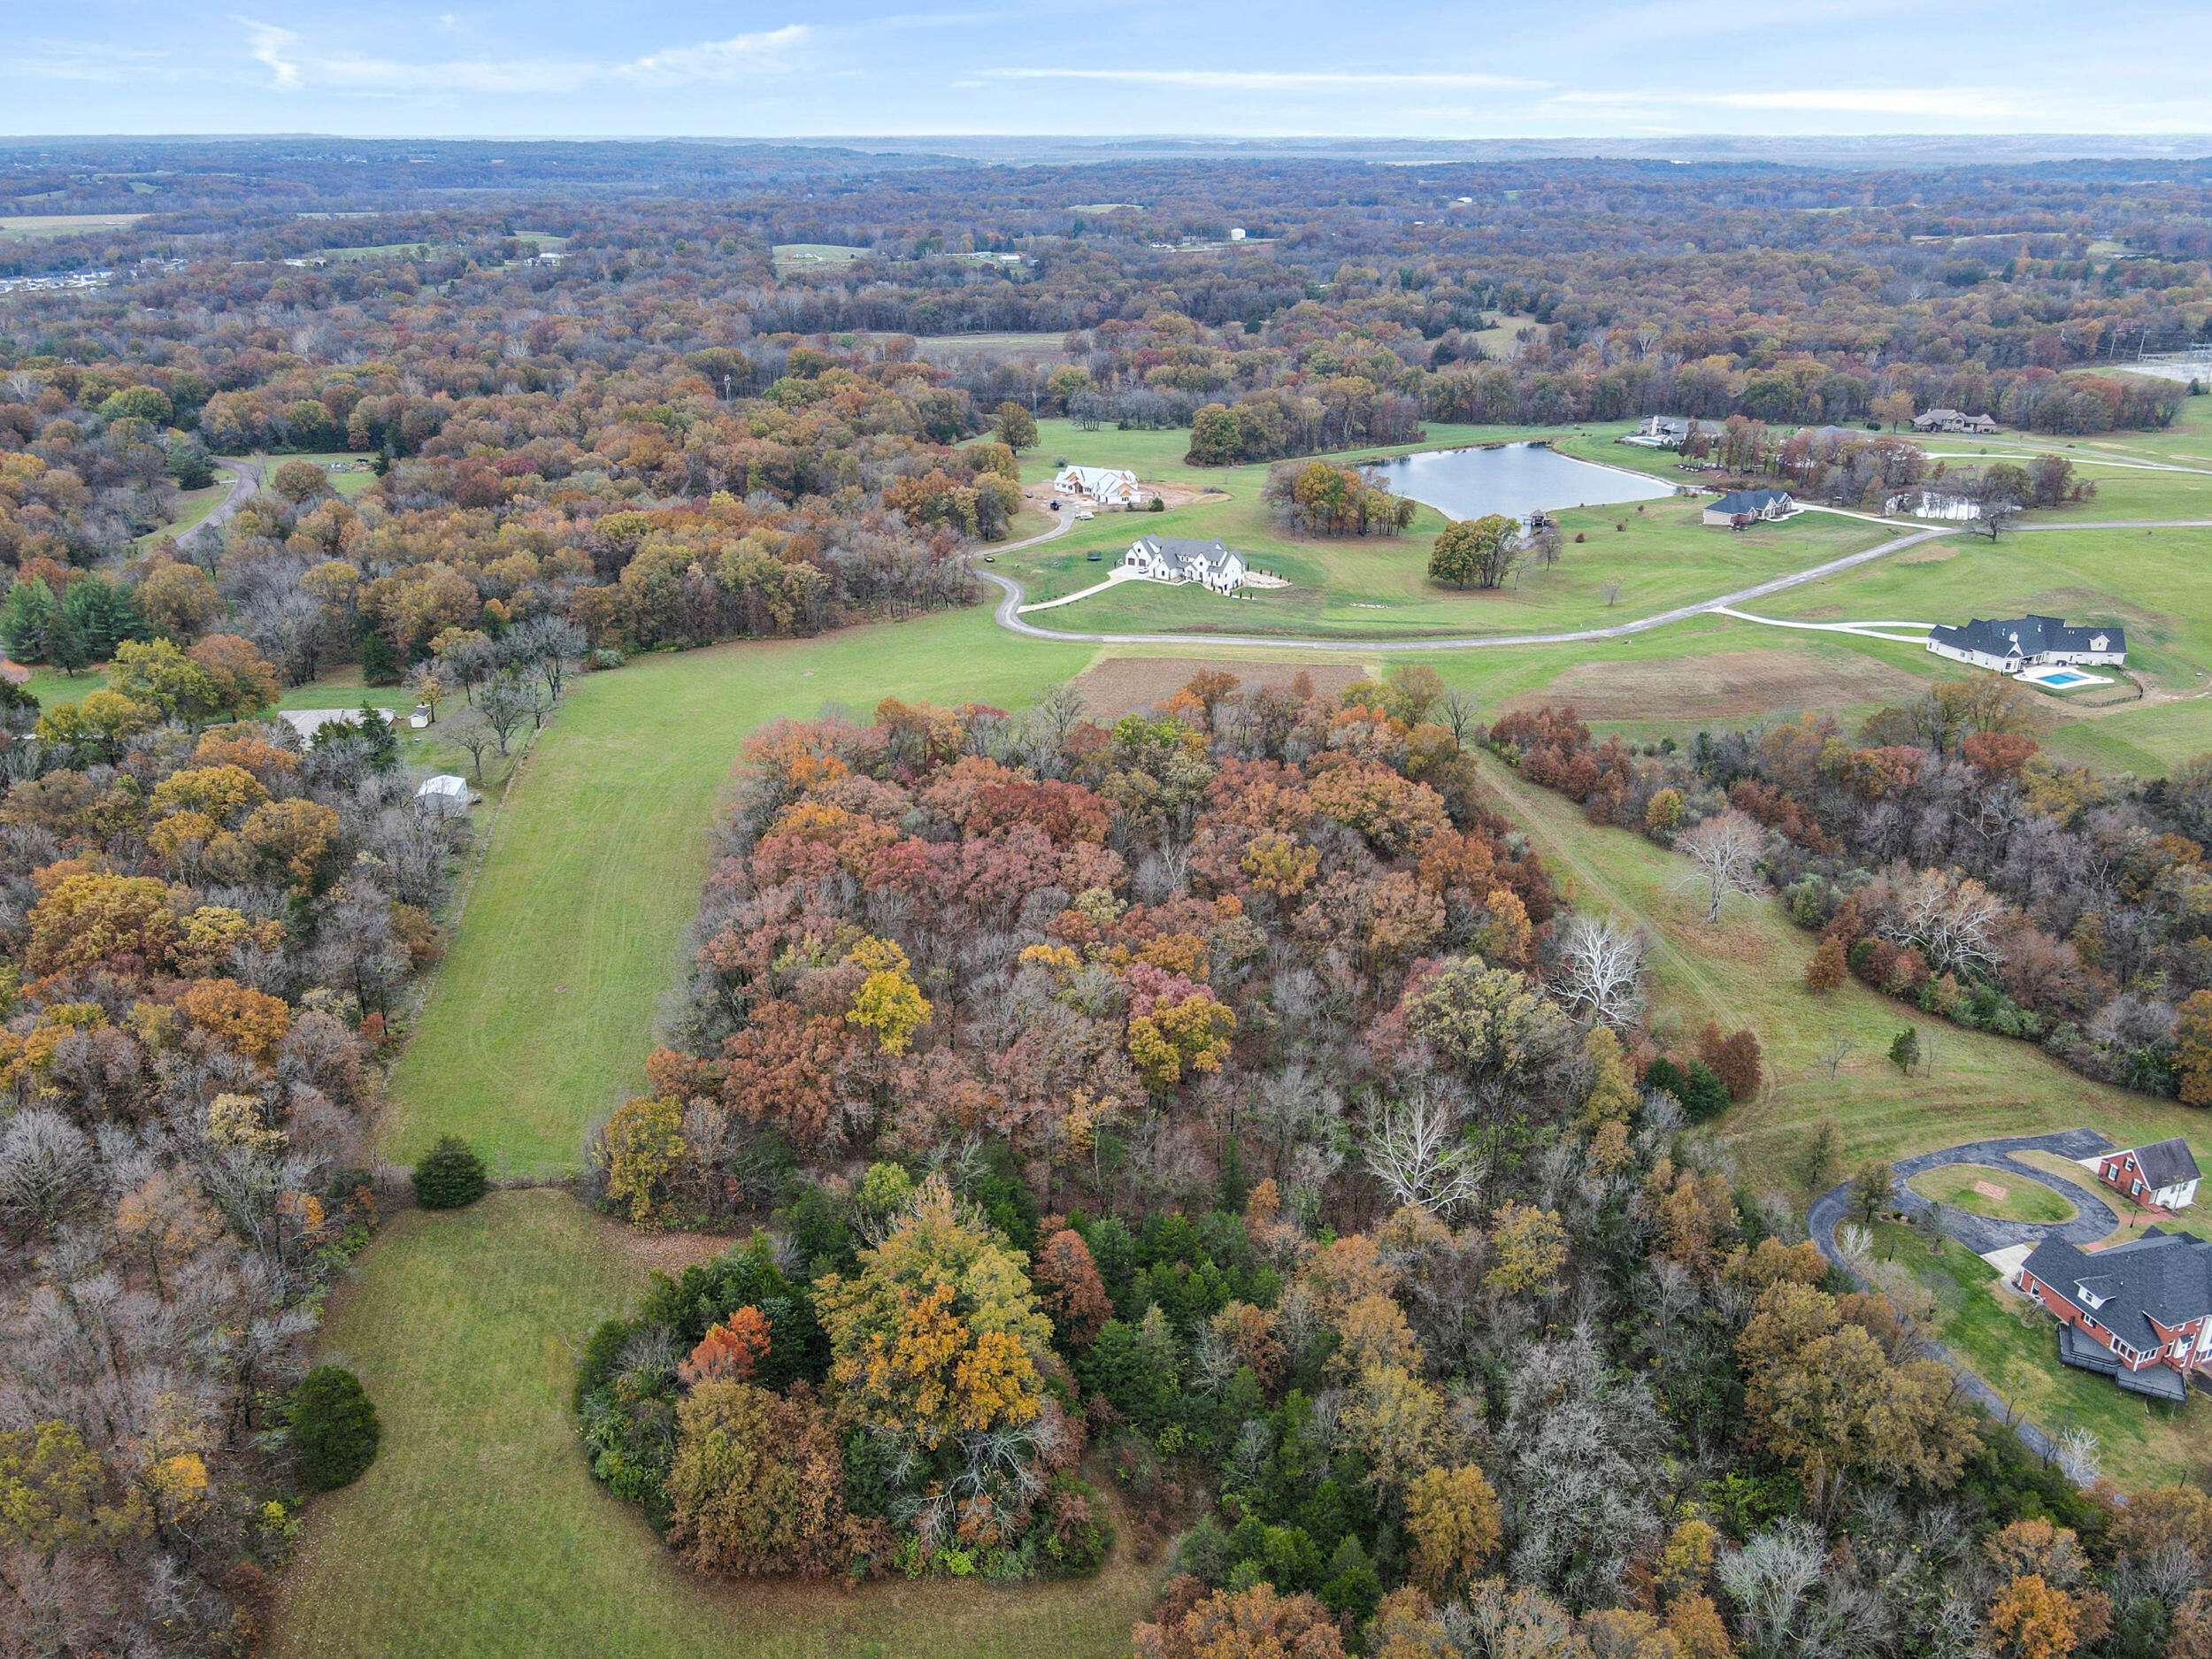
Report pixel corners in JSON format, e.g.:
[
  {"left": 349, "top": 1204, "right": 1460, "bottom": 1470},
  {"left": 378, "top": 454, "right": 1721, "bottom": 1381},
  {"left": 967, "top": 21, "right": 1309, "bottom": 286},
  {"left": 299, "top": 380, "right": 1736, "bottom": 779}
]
[
  {"left": 985, "top": 67, "right": 1547, "bottom": 91},
  {"left": 617, "top": 26, "right": 812, "bottom": 85},
  {"left": 230, "top": 19, "right": 811, "bottom": 97},
  {"left": 1548, "top": 86, "right": 2026, "bottom": 119}
]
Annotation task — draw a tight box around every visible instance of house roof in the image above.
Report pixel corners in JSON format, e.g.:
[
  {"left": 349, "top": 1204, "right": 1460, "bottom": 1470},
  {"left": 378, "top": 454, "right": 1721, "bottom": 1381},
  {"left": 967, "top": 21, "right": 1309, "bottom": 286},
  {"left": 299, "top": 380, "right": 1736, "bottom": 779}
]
[
  {"left": 1927, "top": 614, "right": 2126, "bottom": 658},
  {"left": 1711, "top": 488, "right": 1791, "bottom": 514},
  {"left": 1058, "top": 465, "right": 1137, "bottom": 488},
  {"left": 2024, "top": 1228, "right": 2212, "bottom": 1341},
  {"left": 416, "top": 774, "right": 469, "bottom": 799},
  {"left": 1133, "top": 534, "right": 1241, "bottom": 572},
  {"left": 2125, "top": 1137, "right": 2202, "bottom": 1188}
]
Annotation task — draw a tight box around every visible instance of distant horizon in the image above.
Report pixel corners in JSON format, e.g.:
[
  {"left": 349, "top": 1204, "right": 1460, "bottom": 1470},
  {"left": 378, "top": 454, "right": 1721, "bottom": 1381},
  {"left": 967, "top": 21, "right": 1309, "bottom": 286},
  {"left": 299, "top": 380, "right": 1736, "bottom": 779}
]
[{"left": 8, "top": 3, "right": 2208, "bottom": 142}]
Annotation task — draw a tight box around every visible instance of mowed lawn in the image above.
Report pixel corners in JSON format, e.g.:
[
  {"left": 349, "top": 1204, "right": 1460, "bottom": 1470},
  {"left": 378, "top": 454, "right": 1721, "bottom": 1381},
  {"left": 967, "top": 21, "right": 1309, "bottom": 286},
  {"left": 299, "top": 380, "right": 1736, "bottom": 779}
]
[
  {"left": 1865, "top": 1221, "right": 2208, "bottom": 1493},
  {"left": 1905, "top": 1164, "right": 2078, "bottom": 1225},
  {"left": 270, "top": 1192, "right": 1167, "bottom": 1659},
  {"left": 378, "top": 608, "right": 1090, "bottom": 1178},
  {"left": 999, "top": 419, "right": 1889, "bottom": 640},
  {"left": 1467, "top": 754, "right": 2212, "bottom": 1192}
]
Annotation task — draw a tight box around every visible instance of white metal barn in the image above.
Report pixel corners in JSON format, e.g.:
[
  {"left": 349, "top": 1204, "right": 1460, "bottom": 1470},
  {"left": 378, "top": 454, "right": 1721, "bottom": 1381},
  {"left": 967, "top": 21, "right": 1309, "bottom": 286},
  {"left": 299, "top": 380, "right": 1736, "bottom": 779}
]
[{"left": 415, "top": 774, "right": 472, "bottom": 816}]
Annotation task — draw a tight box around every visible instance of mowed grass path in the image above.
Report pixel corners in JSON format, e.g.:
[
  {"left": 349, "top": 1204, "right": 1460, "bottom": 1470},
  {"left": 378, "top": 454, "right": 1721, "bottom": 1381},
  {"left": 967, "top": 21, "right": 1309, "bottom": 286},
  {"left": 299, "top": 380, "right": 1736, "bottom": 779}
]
[
  {"left": 272, "top": 1192, "right": 1166, "bottom": 1659},
  {"left": 1469, "top": 755, "right": 2212, "bottom": 1190},
  {"left": 380, "top": 609, "right": 1089, "bottom": 1178}
]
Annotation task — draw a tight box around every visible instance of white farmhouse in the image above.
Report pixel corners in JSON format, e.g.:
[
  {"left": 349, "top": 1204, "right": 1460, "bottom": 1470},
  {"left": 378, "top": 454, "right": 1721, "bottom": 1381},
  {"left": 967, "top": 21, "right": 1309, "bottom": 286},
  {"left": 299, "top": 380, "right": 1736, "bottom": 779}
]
[
  {"left": 1054, "top": 465, "right": 1141, "bottom": 507},
  {"left": 1925, "top": 614, "right": 2126, "bottom": 674},
  {"left": 1122, "top": 534, "right": 1248, "bottom": 595}
]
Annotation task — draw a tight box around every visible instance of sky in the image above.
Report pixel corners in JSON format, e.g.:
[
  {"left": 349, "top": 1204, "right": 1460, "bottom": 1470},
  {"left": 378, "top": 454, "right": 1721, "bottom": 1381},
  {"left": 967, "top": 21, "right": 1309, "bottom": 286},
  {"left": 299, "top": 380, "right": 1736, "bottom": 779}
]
[{"left": 5, "top": 1, "right": 2211, "bottom": 140}]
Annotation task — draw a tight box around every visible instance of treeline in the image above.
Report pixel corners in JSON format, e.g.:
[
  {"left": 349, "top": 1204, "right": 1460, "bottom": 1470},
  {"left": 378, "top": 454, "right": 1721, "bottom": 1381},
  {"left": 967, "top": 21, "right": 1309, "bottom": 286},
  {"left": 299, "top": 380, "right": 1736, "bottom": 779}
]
[
  {"left": 572, "top": 669, "right": 2211, "bottom": 1657},
  {"left": 0, "top": 635, "right": 465, "bottom": 1652},
  {"left": 1487, "top": 685, "right": 2212, "bottom": 1101}
]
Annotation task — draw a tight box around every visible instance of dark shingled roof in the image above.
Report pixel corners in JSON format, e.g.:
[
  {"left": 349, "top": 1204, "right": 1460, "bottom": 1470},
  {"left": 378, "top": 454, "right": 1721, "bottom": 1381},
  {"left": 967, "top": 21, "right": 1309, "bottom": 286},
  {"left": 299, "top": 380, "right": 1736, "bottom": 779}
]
[
  {"left": 1927, "top": 614, "right": 2126, "bottom": 659},
  {"left": 2126, "top": 1137, "right": 2202, "bottom": 1188},
  {"left": 1133, "top": 534, "right": 1240, "bottom": 573},
  {"left": 2023, "top": 1228, "right": 2212, "bottom": 1348},
  {"left": 1710, "top": 488, "right": 1791, "bottom": 514}
]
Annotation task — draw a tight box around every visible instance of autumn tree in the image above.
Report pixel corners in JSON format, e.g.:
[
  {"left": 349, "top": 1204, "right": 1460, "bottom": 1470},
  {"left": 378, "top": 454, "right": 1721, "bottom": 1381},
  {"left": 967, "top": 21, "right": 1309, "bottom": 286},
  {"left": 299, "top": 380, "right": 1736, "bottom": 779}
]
[
  {"left": 1133, "top": 1580, "right": 1345, "bottom": 1659},
  {"left": 1033, "top": 1229, "right": 1112, "bottom": 1348},
  {"left": 1428, "top": 513, "right": 1521, "bottom": 589},
  {"left": 664, "top": 1379, "right": 849, "bottom": 1577},
  {"left": 1985, "top": 1574, "right": 2078, "bottom": 1659},
  {"left": 1402, "top": 1463, "right": 1502, "bottom": 1594}
]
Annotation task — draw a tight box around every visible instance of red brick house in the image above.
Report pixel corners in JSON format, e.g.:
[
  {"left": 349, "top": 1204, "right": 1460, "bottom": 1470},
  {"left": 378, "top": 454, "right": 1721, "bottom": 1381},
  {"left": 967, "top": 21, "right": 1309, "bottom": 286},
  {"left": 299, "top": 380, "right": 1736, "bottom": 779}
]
[
  {"left": 2093, "top": 1138, "right": 2200, "bottom": 1211},
  {"left": 2016, "top": 1230, "right": 2212, "bottom": 1402}
]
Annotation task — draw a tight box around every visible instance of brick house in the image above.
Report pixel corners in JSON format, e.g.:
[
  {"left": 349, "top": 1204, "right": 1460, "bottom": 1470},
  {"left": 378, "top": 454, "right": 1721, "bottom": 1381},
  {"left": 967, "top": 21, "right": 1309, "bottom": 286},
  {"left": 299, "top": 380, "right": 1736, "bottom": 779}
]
[
  {"left": 2094, "top": 1138, "right": 2201, "bottom": 1211},
  {"left": 2016, "top": 1229, "right": 2212, "bottom": 1402}
]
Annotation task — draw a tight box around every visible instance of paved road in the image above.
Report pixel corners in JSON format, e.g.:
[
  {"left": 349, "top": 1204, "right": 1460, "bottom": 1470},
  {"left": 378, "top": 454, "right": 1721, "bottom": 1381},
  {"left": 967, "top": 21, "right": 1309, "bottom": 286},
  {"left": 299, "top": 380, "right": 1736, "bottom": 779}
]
[
  {"left": 974, "top": 523, "right": 1957, "bottom": 653},
  {"left": 1808, "top": 1129, "right": 2119, "bottom": 1472},
  {"left": 177, "top": 457, "right": 259, "bottom": 556}
]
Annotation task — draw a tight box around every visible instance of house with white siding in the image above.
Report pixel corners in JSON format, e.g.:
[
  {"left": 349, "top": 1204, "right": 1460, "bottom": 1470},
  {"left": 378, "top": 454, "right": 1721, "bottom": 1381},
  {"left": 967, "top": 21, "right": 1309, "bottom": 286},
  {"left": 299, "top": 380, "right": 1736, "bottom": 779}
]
[
  {"left": 1122, "top": 535, "right": 1247, "bottom": 595},
  {"left": 1054, "top": 465, "right": 1141, "bottom": 506},
  {"left": 1925, "top": 614, "right": 2126, "bottom": 674},
  {"left": 2096, "top": 1139, "right": 2201, "bottom": 1211}
]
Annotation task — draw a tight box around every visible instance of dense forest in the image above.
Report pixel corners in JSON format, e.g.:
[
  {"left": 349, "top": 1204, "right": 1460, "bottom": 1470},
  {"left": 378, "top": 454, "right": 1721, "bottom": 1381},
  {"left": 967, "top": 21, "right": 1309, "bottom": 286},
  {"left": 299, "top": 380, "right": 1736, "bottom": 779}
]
[{"left": 5, "top": 138, "right": 2212, "bottom": 1659}]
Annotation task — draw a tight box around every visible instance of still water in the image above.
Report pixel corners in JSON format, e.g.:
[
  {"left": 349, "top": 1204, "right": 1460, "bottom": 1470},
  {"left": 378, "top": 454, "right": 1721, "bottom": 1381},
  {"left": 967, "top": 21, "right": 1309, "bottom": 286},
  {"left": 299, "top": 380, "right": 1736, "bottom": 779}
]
[{"left": 1371, "top": 442, "right": 1675, "bottom": 522}]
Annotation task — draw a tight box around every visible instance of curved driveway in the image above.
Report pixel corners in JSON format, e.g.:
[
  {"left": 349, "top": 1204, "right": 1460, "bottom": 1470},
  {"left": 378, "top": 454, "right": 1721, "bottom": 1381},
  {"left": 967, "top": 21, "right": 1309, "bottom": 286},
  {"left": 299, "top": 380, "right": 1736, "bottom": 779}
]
[
  {"left": 178, "top": 457, "right": 260, "bottom": 556},
  {"left": 977, "top": 523, "right": 1955, "bottom": 652}
]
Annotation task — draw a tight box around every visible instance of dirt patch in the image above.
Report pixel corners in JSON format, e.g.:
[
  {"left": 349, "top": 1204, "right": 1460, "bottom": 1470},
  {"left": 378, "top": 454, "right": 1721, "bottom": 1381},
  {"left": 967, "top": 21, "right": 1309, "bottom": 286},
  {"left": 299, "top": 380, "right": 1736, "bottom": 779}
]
[
  {"left": 1499, "top": 649, "right": 1928, "bottom": 722},
  {"left": 1900, "top": 541, "right": 1961, "bottom": 565},
  {"left": 1067, "top": 656, "right": 1368, "bottom": 719},
  {"left": 1972, "top": 1179, "right": 2009, "bottom": 1202}
]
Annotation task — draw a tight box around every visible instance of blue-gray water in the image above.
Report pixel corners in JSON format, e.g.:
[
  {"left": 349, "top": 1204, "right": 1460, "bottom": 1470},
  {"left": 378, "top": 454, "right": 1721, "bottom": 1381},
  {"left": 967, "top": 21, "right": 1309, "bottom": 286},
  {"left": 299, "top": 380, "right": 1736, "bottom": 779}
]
[{"left": 1371, "top": 442, "right": 1675, "bottom": 522}]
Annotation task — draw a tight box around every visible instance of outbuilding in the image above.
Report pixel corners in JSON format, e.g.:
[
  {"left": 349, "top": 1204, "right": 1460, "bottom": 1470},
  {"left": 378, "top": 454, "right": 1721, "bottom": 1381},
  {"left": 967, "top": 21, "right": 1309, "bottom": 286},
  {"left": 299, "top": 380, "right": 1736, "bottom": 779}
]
[{"left": 415, "top": 774, "right": 472, "bottom": 816}]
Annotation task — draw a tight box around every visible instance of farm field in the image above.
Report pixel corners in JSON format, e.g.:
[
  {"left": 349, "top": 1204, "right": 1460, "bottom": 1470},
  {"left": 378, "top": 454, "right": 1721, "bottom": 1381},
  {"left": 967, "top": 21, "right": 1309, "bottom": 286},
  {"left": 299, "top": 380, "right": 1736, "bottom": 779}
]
[
  {"left": 0, "top": 211, "right": 147, "bottom": 240},
  {"left": 376, "top": 607, "right": 1090, "bottom": 1179},
  {"left": 913, "top": 330, "right": 1070, "bottom": 364},
  {"left": 270, "top": 1191, "right": 1164, "bottom": 1659},
  {"left": 772, "top": 242, "right": 870, "bottom": 266}
]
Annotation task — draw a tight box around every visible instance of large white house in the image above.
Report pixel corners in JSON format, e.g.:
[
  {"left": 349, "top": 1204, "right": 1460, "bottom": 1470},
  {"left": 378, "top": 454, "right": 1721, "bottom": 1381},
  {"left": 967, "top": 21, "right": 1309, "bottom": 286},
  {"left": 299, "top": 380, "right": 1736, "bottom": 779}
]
[
  {"left": 1122, "top": 534, "right": 1248, "bottom": 595},
  {"left": 1054, "top": 465, "right": 1141, "bottom": 506},
  {"left": 1925, "top": 614, "right": 2126, "bottom": 673}
]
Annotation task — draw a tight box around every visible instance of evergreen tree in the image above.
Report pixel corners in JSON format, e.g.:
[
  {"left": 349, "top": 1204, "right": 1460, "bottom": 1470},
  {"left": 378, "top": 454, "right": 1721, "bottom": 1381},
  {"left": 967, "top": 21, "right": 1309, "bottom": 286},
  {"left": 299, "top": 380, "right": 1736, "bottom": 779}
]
[
  {"left": 358, "top": 628, "right": 401, "bottom": 685},
  {"left": 44, "top": 602, "right": 90, "bottom": 676},
  {"left": 412, "top": 1136, "right": 489, "bottom": 1210},
  {"left": 0, "top": 578, "right": 57, "bottom": 664},
  {"left": 288, "top": 1366, "right": 381, "bottom": 1491},
  {"left": 358, "top": 703, "right": 402, "bottom": 771}
]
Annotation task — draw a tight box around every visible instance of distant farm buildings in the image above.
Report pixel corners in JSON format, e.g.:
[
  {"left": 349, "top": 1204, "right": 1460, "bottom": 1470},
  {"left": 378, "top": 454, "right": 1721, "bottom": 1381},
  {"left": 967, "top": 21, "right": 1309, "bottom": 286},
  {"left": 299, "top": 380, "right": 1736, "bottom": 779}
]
[
  {"left": 1623, "top": 414, "right": 1709, "bottom": 449},
  {"left": 1925, "top": 614, "right": 2125, "bottom": 674},
  {"left": 1054, "top": 465, "right": 1141, "bottom": 507},
  {"left": 1701, "top": 488, "right": 1796, "bottom": 527},
  {"left": 1912, "top": 409, "right": 1999, "bottom": 434},
  {"left": 1122, "top": 534, "right": 1248, "bottom": 595}
]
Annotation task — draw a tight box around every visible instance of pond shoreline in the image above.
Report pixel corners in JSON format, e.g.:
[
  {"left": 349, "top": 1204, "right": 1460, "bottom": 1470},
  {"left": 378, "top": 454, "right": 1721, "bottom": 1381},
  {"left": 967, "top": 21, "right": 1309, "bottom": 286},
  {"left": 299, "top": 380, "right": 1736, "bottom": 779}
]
[{"left": 1363, "top": 436, "right": 1679, "bottom": 523}]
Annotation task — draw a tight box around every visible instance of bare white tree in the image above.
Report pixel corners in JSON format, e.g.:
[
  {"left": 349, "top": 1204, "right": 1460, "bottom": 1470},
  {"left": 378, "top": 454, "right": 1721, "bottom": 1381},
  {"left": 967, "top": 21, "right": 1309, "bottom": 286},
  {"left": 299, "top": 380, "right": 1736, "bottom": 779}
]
[
  {"left": 1676, "top": 810, "right": 1765, "bottom": 924},
  {"left": 1364, "top": 1087, "right": 1487, "bottom": 1217},
  {"left": 1555, "top": 914, "right": 1648, "bottom": 1027},
  {"left": 1818, "top": 1030, "right": 1854, "bottom": 1080},
  {"left": 1879, "top": 867, "right": 2008, "bottom": 973},
  {"left": 2053, "top": 1425, "right": 2101, "bottom": 1486}
]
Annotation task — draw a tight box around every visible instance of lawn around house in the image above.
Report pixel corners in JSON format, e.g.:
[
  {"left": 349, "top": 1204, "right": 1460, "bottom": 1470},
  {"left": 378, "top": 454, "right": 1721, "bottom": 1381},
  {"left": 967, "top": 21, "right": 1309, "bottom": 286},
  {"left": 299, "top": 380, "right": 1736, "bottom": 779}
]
[
  {"left": 1906, "top": 1164, "right": 2078, "bottom": 1225},
  {"left": 269, "top": 1192, "right": 1167, "bottom": 1659},
  {"left": 997, "top": 419, "right": 1890, "bottom": 640},
  {"left": 1866, "top": 1221, "right": 2208, "bottom": 1493}
]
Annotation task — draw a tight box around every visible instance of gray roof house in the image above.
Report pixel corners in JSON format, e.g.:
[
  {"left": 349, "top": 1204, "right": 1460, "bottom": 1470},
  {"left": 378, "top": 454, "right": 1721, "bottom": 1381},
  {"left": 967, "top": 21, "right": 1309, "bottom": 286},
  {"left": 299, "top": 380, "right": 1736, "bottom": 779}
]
[
  {"left": 1926, "top": 614, "right": 2126, "bottom": 672},
  {"left": 2016, "top": 1228, "right": 2212, "bottom": 1401},
  {"left": 1122, "top": 534, "right": 1249, "bottom": 595},
  {"left": 1701, "top": 488, "right": 1795, "bottom": 526}
]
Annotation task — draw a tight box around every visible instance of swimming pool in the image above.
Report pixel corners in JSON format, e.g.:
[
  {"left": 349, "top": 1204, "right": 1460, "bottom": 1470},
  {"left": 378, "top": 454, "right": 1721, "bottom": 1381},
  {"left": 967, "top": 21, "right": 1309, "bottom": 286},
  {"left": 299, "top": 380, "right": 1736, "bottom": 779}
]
[
  {"left": 2017, "top": 664, "right": 2111, "bottom": 690},
  {"left": 2038, "top": 670, "right": 2091, "bottom": 686}
]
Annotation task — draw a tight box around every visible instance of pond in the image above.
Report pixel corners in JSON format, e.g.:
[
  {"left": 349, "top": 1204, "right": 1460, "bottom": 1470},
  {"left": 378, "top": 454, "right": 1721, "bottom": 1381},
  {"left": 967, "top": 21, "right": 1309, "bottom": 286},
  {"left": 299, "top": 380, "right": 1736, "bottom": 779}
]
[{"left": 1370, "top": 441, "right": 1676, "bottom": 522}]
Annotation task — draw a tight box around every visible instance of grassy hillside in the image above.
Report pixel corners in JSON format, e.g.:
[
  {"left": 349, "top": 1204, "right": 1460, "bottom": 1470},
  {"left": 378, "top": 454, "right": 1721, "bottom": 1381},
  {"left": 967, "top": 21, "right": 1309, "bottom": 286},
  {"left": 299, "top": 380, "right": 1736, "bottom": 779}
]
[
  {"left": 270, "top": 1192, "right": 1164, "bottom": 1659},
  {"left": 379, "top": 608, "right": 1090, "bottom": 1179}
]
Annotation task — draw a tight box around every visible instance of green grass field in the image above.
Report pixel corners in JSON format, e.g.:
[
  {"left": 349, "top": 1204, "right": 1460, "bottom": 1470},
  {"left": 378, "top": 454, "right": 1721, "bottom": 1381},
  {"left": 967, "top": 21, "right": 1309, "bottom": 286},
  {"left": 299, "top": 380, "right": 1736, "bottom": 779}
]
[
  {"left": 377, "top": 609, "right": 1091, "bottom": 1179},
  {"left": 772, "top": 242, "right": 871, "bottom": 266},
  {"left": 1864, "top": 1221, "right": 2206, "bottom": 1491},
  {"left": 1905, "top": 1164, "right": 2078, "bottom": 1224},
  {"left": 246, "top": 452, "right": 378, "bottom": 498},
  {"left": 270, "top": 1191, "right": 1165, "bottom": 1659},
  {"left": 136, "top": 481, "right": 227, "bottom": 548},
  {"left": 998, "top": 419, "right": 1888, "bottom": 640},
  {"left": 0, "top": 211, "right": 147, "bottom": 241},
  {"left": 1466, "top": 754, "right": 2212, "bottom": 1194}
]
